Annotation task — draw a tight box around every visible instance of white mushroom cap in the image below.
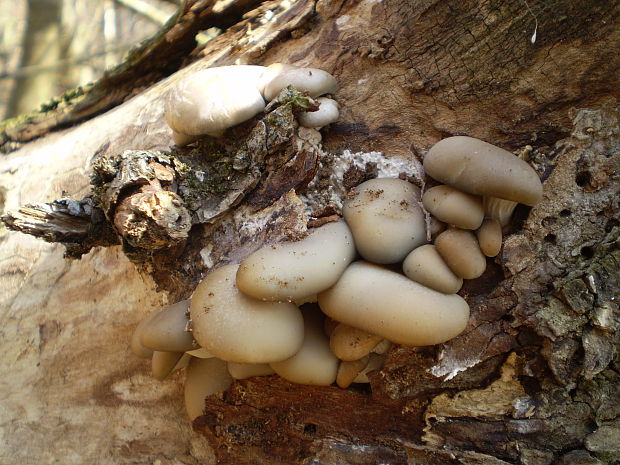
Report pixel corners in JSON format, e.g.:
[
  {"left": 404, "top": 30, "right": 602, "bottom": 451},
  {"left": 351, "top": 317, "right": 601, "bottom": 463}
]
[
  {"left": 423, "top": 136, "right": 543, "bottom": 206},
  {"left": 402, "top": 244, "right": 463, "bottom": 294},
  {"left": 262, "top": 64, "right": 339, "bottom": 101},
  {"left": 227, "top": 362, "right": 275, "bottom": 380},
  {"left": 171, "top": 130, "right": 199, "bottom": 147},
  {"left": 343, "top": 178, "right": 427, "bottom": 264},
  {"left": 190, "top": 264, "right": 304, "bottom": 364},
  {"left": 270, "top": 308, "right": 339, "bottom": 386},
  {"left": 164, "top": 65, "right": 266, "bottom": 138},
  {"left": 184, "top": 357, "right": 232, "bottom": 420},
  {"left": 318, "top": 261, "right": 470, "bottom": 346},
  {"left": 298, "top": 97, "right": 340, "bottom": 129},
  {"left": 434, "top": 228, "right": 487, "bottom": 279},
  {"left": 140, "top": 299, "right": 196, "bottom": 353},
  {"left": 236, "top": 220, "right": 356, "bottom": 302},
  {"left": 422, "top": 185, "right": 484, "bottom": 230}
]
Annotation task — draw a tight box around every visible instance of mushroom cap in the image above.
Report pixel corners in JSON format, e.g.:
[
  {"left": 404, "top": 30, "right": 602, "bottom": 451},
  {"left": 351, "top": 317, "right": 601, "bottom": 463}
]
[
  {"left": 434, "top": 228, "right": 487, "bottom": 279},
  {"left": 318, "top": 261, "right": 470, "bottom": 346},
  {"left": 164, "top": 65, "right": 266, "bottom": 137},
  {"left": 151, "top": 351, "right": 189, "bottom": 381},
  {"left": 262, "top": 65, "right": 338, "bottom": 101},
  {"left": 336, "top": 356, "right": 370, "bottom": 388},
  {"left": 236, "top": 220, "right": 356, "bottom": 302},
  {"left": 171, "top": 130, "right": 199, "bottom": 147},
  {"left": 131, "top": 311, "right": 158, "bottom": 359},
  {"left": 330, "top": 323, "right": 383, "bottom": 361},
  {"left": 343, "top": 178, "right": 427, "bottom": 264},
  {"left": 476, "top": 218, "right": 503, "bottom": 257},
  {"left": 423, "top": 136, "right": 543, "bottom": 206},
  {"left": 190, "top": 264, "right": 304, "bottom": 364},
  {"left": 227, "top": 362, "right": 275, "bottom": 380},
  {"left": 298, "top": 97, "right": 340, "bottom": 128},
  {"left": 402, "top": 244, "right": 463, "bottom": 294},
  {"left": 184, "top": 357, "right": 232, "bottom": 420},
  {"left": 270, "top": 308, "right": 339, "bottom": 386},
  {"left": 422, "top": 185, "right": 484, "bottom": 230},
  {"left": 140, "top": 299, "right": 196, "bottom": 353}
]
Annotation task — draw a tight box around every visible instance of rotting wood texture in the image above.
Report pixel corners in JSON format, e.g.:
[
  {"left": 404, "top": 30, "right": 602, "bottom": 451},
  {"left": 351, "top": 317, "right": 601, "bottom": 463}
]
[{"left": 0, "top": 0, "right": 618, "bottom": 464}]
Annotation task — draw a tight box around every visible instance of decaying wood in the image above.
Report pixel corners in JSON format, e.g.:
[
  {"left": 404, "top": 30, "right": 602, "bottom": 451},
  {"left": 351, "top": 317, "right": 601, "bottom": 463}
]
[{"left": 0, "top": 0, "right": 618, "bottom": 464}]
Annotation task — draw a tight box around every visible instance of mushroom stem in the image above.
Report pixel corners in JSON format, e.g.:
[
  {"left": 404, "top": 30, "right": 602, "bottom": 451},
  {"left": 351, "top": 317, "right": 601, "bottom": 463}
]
[{"left": 483, "top": 196, "right": 518, "bottom": 226}]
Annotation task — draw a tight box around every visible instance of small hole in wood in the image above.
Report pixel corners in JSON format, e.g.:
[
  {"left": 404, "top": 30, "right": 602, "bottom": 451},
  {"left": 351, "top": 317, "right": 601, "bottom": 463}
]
[
  {"left": 544, "top": 234, "right": 557, "bottom": 244},
  {"left": 580, "top": 246, "right": 594, "bottom": 259},
  {"left": 575, "top": 171, "right": 591, "bottom": 187},
  {"left": 303, "top": 423, "right": 317, "bottom": 435}
]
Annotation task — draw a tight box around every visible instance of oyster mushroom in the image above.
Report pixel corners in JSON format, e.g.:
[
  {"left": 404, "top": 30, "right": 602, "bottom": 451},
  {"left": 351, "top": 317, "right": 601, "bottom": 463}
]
[
  {"left": 261, "top": 63, "right": 338, "bottom": 101},
  {"left": 434, "top": 228, "right": 487, "bottom": 279},
  {"left": 343, "top": 178, "right": 427, "bottom": 264},
  {"left": 402, "top": 244, "right": 463, "bottom": 294},
  {"left": 329, "top": 323, "right": 383, "bottom": 361},
  {"left": 476, "top": 218, "right": 503, "bottom": 257},
  {"left": 318, "top": 261, "right": 470, "bottom": 346},
  {"left": 164, "top": 65, "right": 267, "bottom": 145},
  {"left": 227, "top": 362, "right": 275, "bottom": 380},
  {"left": 139, "top": 299, "right": 196, "bottom": 353},
  {"left": 422, "top": 185, "right": 484, "bottom": 230},
  {"left": 270, "top": 308, "right": 339, "bottom": 386},
  {"left": 236, "top": 221, "right": 356, "bottom": 302},
  {"left": 423, "top": 136, "right": 543, "bottom": 206},
  {"left": 190, "top": 264, "right": 304, "bottom": 364},
  {"left": 298, "top": 97, "right": 340, "bottom": 128},
  {"left": 184, "top": 357, "right": 232, "bottom": 420}
]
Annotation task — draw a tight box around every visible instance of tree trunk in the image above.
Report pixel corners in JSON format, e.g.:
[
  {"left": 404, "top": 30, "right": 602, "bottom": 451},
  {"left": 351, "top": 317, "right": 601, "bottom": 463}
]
[{"left": 0, "top": 1, "right": 618, "bottom": 464}]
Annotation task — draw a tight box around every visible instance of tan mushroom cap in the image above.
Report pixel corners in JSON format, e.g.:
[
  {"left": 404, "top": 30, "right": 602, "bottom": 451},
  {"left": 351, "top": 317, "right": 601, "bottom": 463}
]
[
  {"left": 318, "top": 261, "right": 470, "bottom": 346},
  {"left": 270, "top": 308, "right": 339, "bottom": 386},
  {"left": 184, "top": 357, "right": 232, "bottom": 420},
  {"left": 434, "top": 228, "right": 487, "bottom": 279},
  {"left": 336, "top": 356, "right": 370, "bottom": 388},
  {"left": 131, "top": 311, "right": 158, "bottom": 359},
  {"left": 151, "top": 351, "right": 189, "bottom": 381},
  {"left": 424, "top": 136, "right": 543, "bottom": 206},
  {"left": 422, "top": 185, "right": 484, "bottom": 230},
  {"left": 330, "top": 323, "right": 383, "bottom": 361},
  {"left": 164, "top": 66, "right": 266, "bottom": 138},
  {"left": 236, "top": 221, "right": 356, "bottom": 302},
  {"left": 476, "top": 218, "right": 503, "bottom": 257},
  {"left": 190, "top": 264, "right": 304, "bottom": 364},
  {"left": 227, "top": 362, "right": 275, "bottom": 380},
  {"left": 343, "top": 178, "right": 427, "bottom": 264},
  {"left": 140, "top": 299, "right": 196, "bottom": 353},
  {"left": 402, "top": 244, "right": 463, "bottom": 294},
  {"left": 262, "top": 64, "right": 339, "bottom": 101}
]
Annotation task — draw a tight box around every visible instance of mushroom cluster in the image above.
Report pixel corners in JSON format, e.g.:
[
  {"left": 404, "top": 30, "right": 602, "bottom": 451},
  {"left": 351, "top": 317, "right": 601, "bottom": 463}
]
[
  {"left": 131, "top": 135, "right": 543, "bottom": 420},
  {"left": 164, "top": 63, "right": 340, "bottom": 146}
]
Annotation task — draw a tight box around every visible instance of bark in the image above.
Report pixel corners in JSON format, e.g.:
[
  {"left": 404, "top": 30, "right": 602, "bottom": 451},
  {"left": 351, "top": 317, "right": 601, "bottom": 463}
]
[{"left": 0, "top": 1, "right": 618, "bottom": 464}]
